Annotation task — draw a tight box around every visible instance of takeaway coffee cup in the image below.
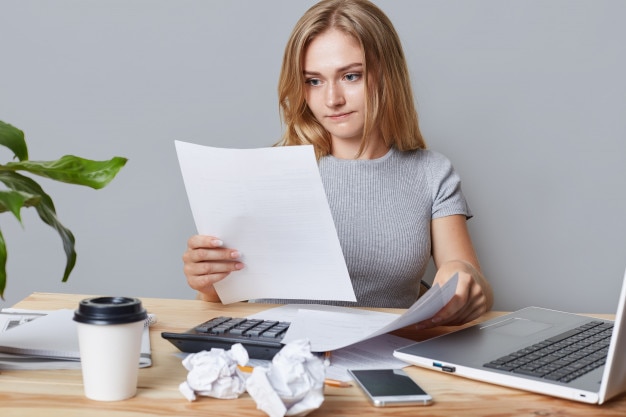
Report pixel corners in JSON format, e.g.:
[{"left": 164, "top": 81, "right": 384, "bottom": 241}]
[{"left": 73, "top": 296, "right": 147, "bottom": 401}]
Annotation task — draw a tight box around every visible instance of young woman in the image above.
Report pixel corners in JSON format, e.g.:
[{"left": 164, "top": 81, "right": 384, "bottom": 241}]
[{"left": 183, "top": 0, "right": 493, "bottom": 329}]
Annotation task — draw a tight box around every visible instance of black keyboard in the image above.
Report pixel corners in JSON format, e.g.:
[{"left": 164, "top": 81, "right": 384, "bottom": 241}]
[
  {"left": 161, "top": 316, "right": 291, "bottom": 360},
  {"left": 483, "top": 320, "right": 613, "bottom": 383}
]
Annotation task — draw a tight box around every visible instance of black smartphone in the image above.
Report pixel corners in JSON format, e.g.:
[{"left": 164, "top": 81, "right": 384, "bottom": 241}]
[{"left": 348, "top": 368, "right": 433, "bottom": 407}]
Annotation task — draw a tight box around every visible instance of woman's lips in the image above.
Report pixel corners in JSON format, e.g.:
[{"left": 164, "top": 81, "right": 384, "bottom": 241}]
[{"left": 328, "top": 112, "right": 353, "bottom": 120}]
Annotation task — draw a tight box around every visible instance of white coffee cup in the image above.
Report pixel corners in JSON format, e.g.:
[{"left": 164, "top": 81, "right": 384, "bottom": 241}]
[{"left": 73, "top": 296, "right": 147, "bottom": 401}]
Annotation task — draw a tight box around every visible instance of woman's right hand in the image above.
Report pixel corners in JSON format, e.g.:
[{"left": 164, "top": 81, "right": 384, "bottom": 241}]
[{"left": 182, "top": 235, "right": 244, "bottom": 302}]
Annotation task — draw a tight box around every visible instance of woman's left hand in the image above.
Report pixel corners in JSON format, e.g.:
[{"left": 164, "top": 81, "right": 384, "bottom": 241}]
[{"left": 415, "top": 260, "right": 493, "bottom": 330}]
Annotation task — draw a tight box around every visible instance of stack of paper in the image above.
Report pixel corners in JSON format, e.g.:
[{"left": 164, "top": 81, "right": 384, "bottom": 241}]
[
  {"left": 245, "top": 275, "right": 458, "bottom": 381},
  {"left": 0, "top": 308, "right": 153, "bottom": 370},
  {"left": 250, "top": 274, "right": 459, "bottom": 352}
]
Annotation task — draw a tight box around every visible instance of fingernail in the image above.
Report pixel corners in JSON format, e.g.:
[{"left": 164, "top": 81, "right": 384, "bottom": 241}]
[
  {"left": 230, "top": 251, "right": 241, "bottom": 259},
  {"left": 431, "top": 317, "right": 442, "bottom": 324},
  {"left": 234, "top": 262, "right": 244, "bottom": 270},
  {"left": 212, "top": 239, "right": 223, "bottom": 247}
]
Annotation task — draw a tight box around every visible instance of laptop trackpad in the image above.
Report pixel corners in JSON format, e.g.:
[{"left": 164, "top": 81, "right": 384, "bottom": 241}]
[{"left": 484, "top": 318, "right": 552, "bottom": 337}]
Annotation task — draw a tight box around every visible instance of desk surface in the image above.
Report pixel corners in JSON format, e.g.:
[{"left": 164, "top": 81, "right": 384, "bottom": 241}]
[{"left": 1, "top": 292, "right": 625, "bottom": 417}]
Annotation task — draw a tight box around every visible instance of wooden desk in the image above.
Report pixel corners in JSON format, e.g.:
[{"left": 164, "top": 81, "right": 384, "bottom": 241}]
[{"left": 1, "top": 293, "right": 624, "bottom": 416}]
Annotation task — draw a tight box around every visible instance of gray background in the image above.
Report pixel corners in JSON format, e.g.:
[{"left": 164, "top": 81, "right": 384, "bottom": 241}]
[{"left": 1, "top": 0, "right": 624, "bottom": 314}]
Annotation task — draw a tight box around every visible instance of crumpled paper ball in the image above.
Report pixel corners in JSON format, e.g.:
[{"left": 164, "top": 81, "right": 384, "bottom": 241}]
[
  {"left": 246, "top": 339, "right": 325, "bottom": 417},
  {"left": 179, "top": 343, "right": 249, "bottom": 401}
]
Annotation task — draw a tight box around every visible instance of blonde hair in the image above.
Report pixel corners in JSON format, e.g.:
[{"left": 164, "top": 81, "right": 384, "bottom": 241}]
[{"left": 276, "top": 0, "right": 426, "bottom": 159}]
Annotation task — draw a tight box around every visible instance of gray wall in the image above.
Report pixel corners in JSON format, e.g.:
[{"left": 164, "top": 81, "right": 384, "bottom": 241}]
[{"left": 1, "top": 0, "right": 625, "bottom": 314}]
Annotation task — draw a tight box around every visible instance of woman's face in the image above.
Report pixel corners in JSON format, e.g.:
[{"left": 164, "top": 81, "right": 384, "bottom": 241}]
[{"left": 303, "top": 29, "right": 367, "bottom": 151}]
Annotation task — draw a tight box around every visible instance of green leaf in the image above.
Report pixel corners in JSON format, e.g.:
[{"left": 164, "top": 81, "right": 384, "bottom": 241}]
[
  {"left": 4, "top": 155, "right": 128, "bottom": 189},
  {"left": 0, "top": 120, "right": 126, "bottom": 299},
  {"left": 0, "top": 229, "right": 6, "bottom": 300},
  {"left": 0, "top": 172, "right": 77, "bottom": 287},
  {"left": 0, "top": 120, "right": 28, "bottom": 161},
  {"left": 0, "top": 190, "right": 41, "bottom": 222}
]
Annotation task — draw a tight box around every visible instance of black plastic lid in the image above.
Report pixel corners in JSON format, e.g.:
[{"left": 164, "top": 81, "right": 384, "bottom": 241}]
[{"left": 73, "top": 296, "right": 147, "bottom": 325}]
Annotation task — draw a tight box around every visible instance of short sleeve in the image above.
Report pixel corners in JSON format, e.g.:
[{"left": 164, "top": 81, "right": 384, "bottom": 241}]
[{"left": 427, "top": 151, "right": 473, "bottom": 220}]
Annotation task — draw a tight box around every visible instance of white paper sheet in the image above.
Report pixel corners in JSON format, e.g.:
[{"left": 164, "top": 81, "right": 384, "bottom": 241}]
[
  {"left": 324, "top": 333, "right": 413, "bottom": 381},
  {"left": 254, "top": 274, "right": 458, "bottom": 352},
  {"left": 244, "top": 334, "right": 411, "bottom": 383},
  {"left": 175, "top": 141, "right": 356, "bottom": 304}
]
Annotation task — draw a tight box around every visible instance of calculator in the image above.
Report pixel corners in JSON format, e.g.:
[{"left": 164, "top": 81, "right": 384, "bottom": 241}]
[{"left": 161, "top": 316, "right": 291, "bottom": 360}]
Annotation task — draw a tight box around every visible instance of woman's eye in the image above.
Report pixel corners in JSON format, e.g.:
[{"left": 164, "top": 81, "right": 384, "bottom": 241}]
[
  {"left": 345, "top": 73, "right": 361, "bottom": 82},
  {"left": 306, "top": 78, "right": 321, "bottom": 86}
]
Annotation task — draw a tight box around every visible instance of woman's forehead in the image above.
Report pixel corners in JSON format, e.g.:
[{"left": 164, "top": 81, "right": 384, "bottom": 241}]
[{"left": 303, "top": 29, "right": 364, "bottom": 73}]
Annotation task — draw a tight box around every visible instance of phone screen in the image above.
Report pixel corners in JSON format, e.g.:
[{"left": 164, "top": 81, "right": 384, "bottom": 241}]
[{"left": 349, "top": 369, "right": 432, "bottom": 406}]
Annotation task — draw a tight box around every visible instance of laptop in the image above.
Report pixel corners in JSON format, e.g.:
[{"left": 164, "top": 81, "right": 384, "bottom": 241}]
[{"left": 394, "top": 268, "right": 626, "bottom": 404}]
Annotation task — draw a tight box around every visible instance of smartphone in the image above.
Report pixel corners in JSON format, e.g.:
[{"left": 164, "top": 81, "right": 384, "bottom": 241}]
[{"left": 348, "top": 368, "right": 433, "bottom": 407}]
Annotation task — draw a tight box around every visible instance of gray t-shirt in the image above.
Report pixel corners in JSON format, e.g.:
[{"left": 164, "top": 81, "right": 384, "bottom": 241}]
[{"left": 260, "top": 147, "right": 472, "bottom": 308}]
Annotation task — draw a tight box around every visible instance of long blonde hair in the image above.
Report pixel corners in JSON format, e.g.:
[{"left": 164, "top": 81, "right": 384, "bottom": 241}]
[{"left": 276, "top": 0, "right": 426, "bottom": 159}]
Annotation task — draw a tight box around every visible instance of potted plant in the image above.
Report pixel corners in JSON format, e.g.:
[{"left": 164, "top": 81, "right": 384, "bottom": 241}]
[{"left": 0, "top": 120, "right": 127, "bottom": 299}]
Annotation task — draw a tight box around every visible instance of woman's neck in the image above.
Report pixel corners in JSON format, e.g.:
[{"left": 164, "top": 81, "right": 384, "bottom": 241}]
[{"left": 331, "top": 136, "right": 390, "bottom": 160}]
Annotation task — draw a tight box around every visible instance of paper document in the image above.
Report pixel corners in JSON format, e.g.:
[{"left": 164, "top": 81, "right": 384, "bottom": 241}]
[
  {"left": 175, "top": 141, "right": 356, "bottom": 304},
  {"left": 244, "top": 334, "right": 409, "bottom": 383},
  {"left": 324, "top": 334, "right": 413, "bottom": 381},
  {"left": 251, "top": 274, "right": 458, "bottom": 352}
]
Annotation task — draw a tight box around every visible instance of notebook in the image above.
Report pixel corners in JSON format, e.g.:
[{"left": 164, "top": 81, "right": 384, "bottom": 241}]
[
  {"left": 394, "top": 268, "right": 626, "bottom": 404},
  {"left": 0, "top": 309, "right": 154, "bottom": 370}
]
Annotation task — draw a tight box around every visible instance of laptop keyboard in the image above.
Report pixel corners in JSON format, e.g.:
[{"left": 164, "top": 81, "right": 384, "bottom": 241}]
[{"left": 483, "top": 320, "right": 613, "bottom": 383}]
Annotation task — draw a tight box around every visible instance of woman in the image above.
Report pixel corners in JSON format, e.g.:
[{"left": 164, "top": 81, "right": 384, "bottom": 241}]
[{"left": 183, "top": 0, "right": 493, "bottom": 329}]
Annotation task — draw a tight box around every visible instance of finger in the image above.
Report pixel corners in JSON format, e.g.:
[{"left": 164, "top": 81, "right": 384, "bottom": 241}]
[
  {"left": 436, "top": 283, "right": 487, "bottom": 326},
  {"left": 185, "top": 261, "right": 245, "bottom": 292},
  {"left": 187, "top": 235, "right": 228, "bottom": 250},
  {"left": 453, "top": 295, "right": 488, "bottom": 324},
  {"left": 184, "top": 259, "right": 244, "bottom": 279},
  {"left": 435, "top": 288, "right": 471, "bottom": 324},
  {"left": 184, "top": 247, "right": 241, "bottom": 263}
]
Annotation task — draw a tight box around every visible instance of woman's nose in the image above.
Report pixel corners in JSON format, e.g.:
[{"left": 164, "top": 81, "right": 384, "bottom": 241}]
[{"left": 326, "top": 82, "right": 346, "bottom": 107}]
